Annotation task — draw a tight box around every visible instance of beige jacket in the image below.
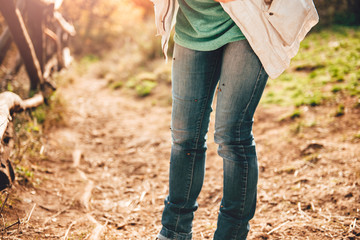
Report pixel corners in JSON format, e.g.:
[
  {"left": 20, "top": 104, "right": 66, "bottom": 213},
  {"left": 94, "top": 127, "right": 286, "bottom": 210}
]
[{"left": 152, "top": 0, "right": 319, "bottom": 79}]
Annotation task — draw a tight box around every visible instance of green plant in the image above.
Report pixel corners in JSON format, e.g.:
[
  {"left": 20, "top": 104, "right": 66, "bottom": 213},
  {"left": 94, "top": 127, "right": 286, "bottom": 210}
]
[
  {"left": 290, "top": 109, "right": 302, "bottom": 119},
  {"left": 7, "top": 82, "right": 14, "bottom": 92},
  {"left": 261, "top": 26, "right": 360, "bottom": 108},
  {"left": 335, "top": 103, "right": 345, "bottom": 116},
  {"left": 354, "top": 133, "right": 360, "bottom": 139},
  {"left": 135, "top": 80, "right": 157, "bottom": 97},
  {"left": 109, "top": 81, "right": 123, "bottom": 90},
  {"left": 15, "top": 166, "right": 34, "bottom": 185},
  {"left": 32, "top": 106, "right": 47, "bottom": 124}
]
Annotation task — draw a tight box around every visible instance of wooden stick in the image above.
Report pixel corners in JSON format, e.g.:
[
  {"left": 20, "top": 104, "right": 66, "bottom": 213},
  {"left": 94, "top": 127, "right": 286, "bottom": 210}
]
[
  {"left": 0, "top": 191, "right": 9, "bottom": 215},
  {"left": 43, "top": 56, "right": 58, "bottom": 80},
  {"left": 267, "top": 220, "right": 290, "bottom": 235},
  {"left": 63, "top": 221, "right": 76, "bottom": 240},
  {"left": 0, "top": 91, "right": 44, "bottom": 141},
  {"left": 76, "top": 169, "right": 94, "bottom": 211},
  {"left": 72, "top": 149, "right": 83, "bottom": 167},
  {"left": 44, "top": 28, "right": 58, "bottom": 42},
  {"left": 62, "top": 47, "right": 73, "bottom": 68},
  {"left": 26, "top": 203, "right": 36, "bottom": 223},
  {"left": 22, "top": 93, "right": 45, "bottom": 110},
  {"left": 54, "top": 0, "right": 64, "bottom": 10},
  {"left": 4, "top": 219, "right": 20, "bottom": 230},
  {"left": 53, "top": 12, "right": 76, "bottom": 36}
]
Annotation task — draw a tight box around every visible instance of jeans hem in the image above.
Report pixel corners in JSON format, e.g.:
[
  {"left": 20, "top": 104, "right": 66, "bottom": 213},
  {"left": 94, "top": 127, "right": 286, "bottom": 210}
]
[{"left": 158, "top": 226, "right": 192, "bottom": 240}]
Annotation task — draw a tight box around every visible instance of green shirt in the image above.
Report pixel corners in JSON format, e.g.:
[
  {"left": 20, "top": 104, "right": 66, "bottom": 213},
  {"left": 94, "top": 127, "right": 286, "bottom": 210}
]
[{"left": 174, "top": 0, "right": 245, "bottom": 51}]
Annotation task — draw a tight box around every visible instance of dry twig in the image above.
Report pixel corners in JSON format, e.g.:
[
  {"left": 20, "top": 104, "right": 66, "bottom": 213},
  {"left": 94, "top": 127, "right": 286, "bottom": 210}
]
[
  {"left": 267, "top": 220, "right": 290, "bottom": 235},
  {"left": 77, "top": 169, "right": 94, "bottom": 211},
  {"left": 349, "top": 218, "right": 357, "bottom": 233},
  {"left": 72, "top": 149, "right": 83, "bottom": 167},
  {"left": 25, "top": 203, "right": 36, "bottom": 224},
  {"left": 63, "top": 221, "right": 76, "bottom": 240},
  {"left": 0, "top": 191, "right": 9, "bottom": 215}
]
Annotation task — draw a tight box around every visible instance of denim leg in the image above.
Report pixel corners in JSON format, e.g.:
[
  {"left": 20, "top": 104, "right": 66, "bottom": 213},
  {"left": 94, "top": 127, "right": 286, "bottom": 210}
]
[
  {"left": 159, "top": 44, "right": 222, "bottom": 240},
  {"left": 213, "top": 40, "right": 268, "bottom": 240}
]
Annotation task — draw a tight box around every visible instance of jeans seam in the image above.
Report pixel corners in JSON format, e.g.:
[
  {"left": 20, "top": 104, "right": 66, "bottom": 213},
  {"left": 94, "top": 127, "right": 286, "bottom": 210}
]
[
  {"left": 239, "top": 160, "right": 248, "bottom": 216},
  {"left": 231, "top": 224, "right": 241, "bottom": 240},
  {"left": 174, "top": 207, "right": 181, "bottom": 233},
  {"left": 181, "top": 50, "right": 222, "bottom": 206},
  {"left": 234, "top": 65, "right": 263, "bottom": 218}
]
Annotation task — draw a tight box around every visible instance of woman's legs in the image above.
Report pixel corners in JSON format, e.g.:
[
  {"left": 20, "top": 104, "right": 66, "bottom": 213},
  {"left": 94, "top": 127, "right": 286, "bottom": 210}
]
[
  {"left": 214, "top": 40, "right": 268, "bottom": 240},
  {"left": 158, "top": 40, "right": 268, "bottom": 240},
  {"left": 159, "top": 44, "right": 222, "bottom": 240}
]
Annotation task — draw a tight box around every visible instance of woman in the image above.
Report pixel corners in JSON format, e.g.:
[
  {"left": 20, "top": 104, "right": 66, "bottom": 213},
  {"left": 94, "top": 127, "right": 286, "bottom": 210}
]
[{"left": 152, "top": 0, "right": 318, "bottom": 239}]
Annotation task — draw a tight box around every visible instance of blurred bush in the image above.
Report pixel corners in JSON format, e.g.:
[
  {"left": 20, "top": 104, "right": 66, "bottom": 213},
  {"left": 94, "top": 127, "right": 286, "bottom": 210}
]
[
  {"left": 314, "top": 0, "right": 360, "bottom": 26},
  {"left": 60, "top": 0, "right": 161, "bottom": 58}
]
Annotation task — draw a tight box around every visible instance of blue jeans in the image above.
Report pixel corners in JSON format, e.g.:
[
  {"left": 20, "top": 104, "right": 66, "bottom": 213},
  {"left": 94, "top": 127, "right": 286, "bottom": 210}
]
[{"left": 158, "top": 40, "right": 268, "bottom": 240}]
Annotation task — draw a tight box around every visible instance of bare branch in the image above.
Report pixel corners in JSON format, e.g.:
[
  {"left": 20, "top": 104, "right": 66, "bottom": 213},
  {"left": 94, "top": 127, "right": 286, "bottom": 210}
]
[
  {"left": 0, "top": 91, "right": 44, "bottom": 140},
  {"left": 54, "top": 12, "right": 76, "bottom": 36}
]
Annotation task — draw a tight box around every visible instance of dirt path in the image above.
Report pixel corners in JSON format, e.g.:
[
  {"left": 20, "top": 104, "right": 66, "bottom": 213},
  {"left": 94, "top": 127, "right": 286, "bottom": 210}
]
[
  {"left": 41, "top": 76, "right": 174, "bottom": 239},
  {"left": 3, "top": 71, "right": 360, "bottom": 239}
]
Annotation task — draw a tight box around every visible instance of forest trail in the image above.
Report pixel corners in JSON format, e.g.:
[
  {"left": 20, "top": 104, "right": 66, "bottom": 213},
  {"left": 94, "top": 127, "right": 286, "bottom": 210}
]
[
  {"left": 4, "top": 67, "right": 360, "bottom": 239},
  {"left": 40, "top": 75, "right": 173, "bottom": 239}
]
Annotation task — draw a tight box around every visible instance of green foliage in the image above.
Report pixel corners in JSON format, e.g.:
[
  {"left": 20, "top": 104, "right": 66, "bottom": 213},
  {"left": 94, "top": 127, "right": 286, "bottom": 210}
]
[
  {"left": 15, "top": 166, "right": 34, "bottom": 179},
  {"left": 303, "top": 153, "right": 320, "bottom": 164},
  {"left": 122, "top": 72, "right": 158, "bottom": 97},
  {"left": 136, "top": 80, "right": 157, "bottom": 97},
  {"left": 11, "top": 91, "right": 67, "bottom": 187},
  {"left": 354, "top": 133, "right": 360, "bottom": 139},
  {"left": 261, "top": 26, "right": 360, "bottom": 108},
  {"left": 15, "top": 166, "right": 34, "bottom": 186},
  {"left": 6, "top": 82, "right": 14, "bottom": 92},
  {"left": 32, "top": 106, "right": 47, "bottom": 124},
  {"left": 109, "top": 81, "right": 123, "bottom": 90},
  {"left": 334, "top": 103, "right": 345, "bottom": 117},
  {"left": 94, "top": 56, "right": 173, "bottom": 97},
  {"left": 125, "top": 77, "right": 137, "bottom": 89},
  {"left": 290, "top": 109, "right": 302, "bottom": 119}
]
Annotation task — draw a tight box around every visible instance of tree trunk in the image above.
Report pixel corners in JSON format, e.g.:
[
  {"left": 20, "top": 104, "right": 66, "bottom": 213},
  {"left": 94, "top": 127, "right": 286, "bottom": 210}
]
[
  {"left": 0, "top": 0, "right": 43, "bottom": 92},
  {"left": 0, "top": 27, "right": 12, "bottom": 66},
  {"left": 26, "top": 0, "right": 46, "bottom": 74}
]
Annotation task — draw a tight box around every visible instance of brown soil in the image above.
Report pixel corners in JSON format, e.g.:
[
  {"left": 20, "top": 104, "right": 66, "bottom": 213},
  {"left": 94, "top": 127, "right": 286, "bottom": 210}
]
[{"left": 1, "top": 71, "right": 359, "bottom": 239}]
